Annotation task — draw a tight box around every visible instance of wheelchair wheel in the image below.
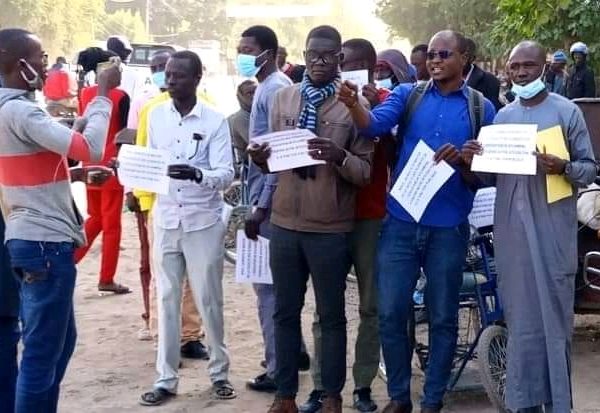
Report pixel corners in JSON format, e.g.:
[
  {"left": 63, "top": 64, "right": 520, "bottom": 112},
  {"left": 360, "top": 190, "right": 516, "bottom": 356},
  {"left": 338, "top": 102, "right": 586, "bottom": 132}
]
[
  {"left": 224, "top": 205, "right": 249, "bottom": 264},
  {"left": 477, "top": 325, "right": 508, "bottom": 412}
]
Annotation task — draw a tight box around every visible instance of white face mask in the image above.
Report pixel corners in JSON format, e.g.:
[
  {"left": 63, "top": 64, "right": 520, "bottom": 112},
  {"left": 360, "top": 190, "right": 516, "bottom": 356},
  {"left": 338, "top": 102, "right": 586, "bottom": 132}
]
[
  {"left": 19, "top": 59, "right": 43, "bottom": 91},
  {"left": 511, "top": 66, "right": 548, "bottom": 100}
]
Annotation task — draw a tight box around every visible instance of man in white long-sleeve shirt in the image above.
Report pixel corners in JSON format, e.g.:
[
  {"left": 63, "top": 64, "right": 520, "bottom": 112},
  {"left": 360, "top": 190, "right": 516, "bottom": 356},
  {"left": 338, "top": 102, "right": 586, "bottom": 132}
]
[{"left": 139, "top": 50, "right": 236, "bottom": 406}]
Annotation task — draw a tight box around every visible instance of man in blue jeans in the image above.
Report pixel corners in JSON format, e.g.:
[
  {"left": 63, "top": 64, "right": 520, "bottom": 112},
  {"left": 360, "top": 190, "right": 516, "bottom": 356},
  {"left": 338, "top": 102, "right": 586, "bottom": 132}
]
[
  {"left": 339, "top": 30, "right": 495, "bottom": 413},
  {"left": 0, "top": 28, "right": 120, "bottom": 413}
]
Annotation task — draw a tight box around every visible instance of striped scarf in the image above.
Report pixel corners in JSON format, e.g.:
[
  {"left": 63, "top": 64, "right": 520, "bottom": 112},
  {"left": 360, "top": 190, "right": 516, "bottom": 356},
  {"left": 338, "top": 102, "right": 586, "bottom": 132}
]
[{"left": 295, "top": 71, "right": 339, "bottom": 179}]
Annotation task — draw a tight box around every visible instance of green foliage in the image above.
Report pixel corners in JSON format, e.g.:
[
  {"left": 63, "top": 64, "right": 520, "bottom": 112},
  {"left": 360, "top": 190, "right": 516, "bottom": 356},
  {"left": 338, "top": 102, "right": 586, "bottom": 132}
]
[
  {"left": 490, "top": 0, "right": 600, "bottom": 68},
  {"left": 377, "top": 0, "right": 600, "bottom": 69},
  {"left": 99, "top": 10, "right": 149, "bottom": 43},
  {"left": 149, "top": 0, "right": 228, "bottom": 46},
  {"left": 375, "top": 0, "right": 498, "bottom": 59}
]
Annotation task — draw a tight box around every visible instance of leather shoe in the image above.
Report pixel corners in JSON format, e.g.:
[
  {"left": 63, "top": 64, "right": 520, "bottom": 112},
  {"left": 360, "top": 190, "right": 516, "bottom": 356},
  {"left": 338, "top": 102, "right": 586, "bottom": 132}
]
[
  {"left": 268, "top": 397, "right": 298, "bottom": 413},
  {"left": 420, "top": 408, "right": 440, "bottom": 413},
  {"left": 353, "top": 388, "right": 377, "bottom": 412},
  {"left": 298, "top": 390, "right": 324, "bottom": 413},
  {"left": 382, "top": 400, "right": 413, "bottom": 413},
  {"left": 180, "top": 340, "right": 209, "bottom": 360},
  {"left": 246, "top": 373, "right": 277, "bottom": 393},
  {"left": 322, "top": 395, "right": 342, "bottom": 413}
]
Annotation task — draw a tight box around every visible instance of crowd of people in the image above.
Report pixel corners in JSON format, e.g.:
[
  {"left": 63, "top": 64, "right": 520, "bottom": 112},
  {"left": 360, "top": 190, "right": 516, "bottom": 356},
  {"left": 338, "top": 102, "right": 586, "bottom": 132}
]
[{"left": 0, "top": 18, "right": 597, "bottom": 413}]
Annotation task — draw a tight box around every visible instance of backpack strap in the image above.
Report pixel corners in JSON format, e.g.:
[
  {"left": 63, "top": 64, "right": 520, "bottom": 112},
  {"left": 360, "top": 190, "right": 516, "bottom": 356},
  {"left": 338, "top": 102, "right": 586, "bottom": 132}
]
[
  {"left": 402, "top": 79, "right": 433, "bottom": 131},
  {"left": 467, "top": 86, "right": 485, "bottom": 139}
]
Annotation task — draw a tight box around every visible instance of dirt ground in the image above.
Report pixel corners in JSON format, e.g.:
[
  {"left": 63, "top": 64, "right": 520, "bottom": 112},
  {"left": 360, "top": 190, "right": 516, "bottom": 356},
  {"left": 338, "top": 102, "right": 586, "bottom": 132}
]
[{"left": 58, "top": 211, "right": 600, "bottom": 413}]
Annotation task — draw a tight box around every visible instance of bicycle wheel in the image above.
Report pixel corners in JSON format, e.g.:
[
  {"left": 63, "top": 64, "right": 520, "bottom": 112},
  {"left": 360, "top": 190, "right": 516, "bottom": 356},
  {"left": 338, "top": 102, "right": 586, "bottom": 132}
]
[
  {"left": 477, "top": 325, "right": 508, "bottom": 412},
  {"left": 224, "top": 205, "right": 249, "bottom": 264}
]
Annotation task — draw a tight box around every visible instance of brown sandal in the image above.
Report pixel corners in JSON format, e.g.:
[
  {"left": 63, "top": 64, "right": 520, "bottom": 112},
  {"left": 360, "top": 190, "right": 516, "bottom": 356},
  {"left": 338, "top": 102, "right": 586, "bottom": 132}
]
[{"left": 98, "top": 283, "right": 131, "bottom": 294}]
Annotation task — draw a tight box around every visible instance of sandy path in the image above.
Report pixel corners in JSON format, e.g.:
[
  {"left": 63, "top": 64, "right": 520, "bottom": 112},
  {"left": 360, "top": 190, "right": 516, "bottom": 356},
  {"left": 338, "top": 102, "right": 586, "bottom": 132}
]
[{"left": 59, "top": 212, "right": 600, "bottom": 412}]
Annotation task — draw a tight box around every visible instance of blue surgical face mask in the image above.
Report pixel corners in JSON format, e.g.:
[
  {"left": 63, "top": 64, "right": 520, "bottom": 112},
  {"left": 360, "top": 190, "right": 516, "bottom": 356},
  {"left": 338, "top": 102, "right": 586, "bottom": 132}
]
[
  {"left": 152, "top": 71, "right": 166, "bottom": 88},
  {"left": 511, "top": 75, "right": 546, "bottom": 100},
  {"left": 236, "top": 51, "right": 268, "bottom": 78},
  {"left": 375, "top": 77, "right": 393, "bottom": 90}
]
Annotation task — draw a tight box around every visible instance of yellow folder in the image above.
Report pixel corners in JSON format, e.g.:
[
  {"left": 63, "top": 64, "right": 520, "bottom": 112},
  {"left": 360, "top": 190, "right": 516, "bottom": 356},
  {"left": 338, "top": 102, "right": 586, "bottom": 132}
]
[{"left": 536, "top": 125, "right": 572, "bottom": 203}]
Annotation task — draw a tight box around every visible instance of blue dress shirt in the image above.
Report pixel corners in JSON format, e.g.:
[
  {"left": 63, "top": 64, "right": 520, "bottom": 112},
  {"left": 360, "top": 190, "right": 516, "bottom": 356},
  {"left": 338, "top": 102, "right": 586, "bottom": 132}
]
[{"left": 362, "top": 82, "right": 496, "bottom": 227}]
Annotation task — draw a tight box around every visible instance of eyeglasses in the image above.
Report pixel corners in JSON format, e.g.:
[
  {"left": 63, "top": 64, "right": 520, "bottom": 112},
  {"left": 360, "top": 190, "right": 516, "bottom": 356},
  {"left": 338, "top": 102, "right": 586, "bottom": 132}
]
[
  {"left": 426, "top": 50, "right": 454, "bottom": 60},
  {"left": 304, "top": 50, "right": 342, "bottom": 64}
]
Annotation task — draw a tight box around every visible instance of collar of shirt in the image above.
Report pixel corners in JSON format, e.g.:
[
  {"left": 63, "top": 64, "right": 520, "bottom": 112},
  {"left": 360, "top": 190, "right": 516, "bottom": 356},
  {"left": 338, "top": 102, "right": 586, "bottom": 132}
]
[
  {"left": 430, "top": 79, "right": 470, "bottom": 99},
  {"left": 169, "top": 99, "right": 204, "bottom": 120}
]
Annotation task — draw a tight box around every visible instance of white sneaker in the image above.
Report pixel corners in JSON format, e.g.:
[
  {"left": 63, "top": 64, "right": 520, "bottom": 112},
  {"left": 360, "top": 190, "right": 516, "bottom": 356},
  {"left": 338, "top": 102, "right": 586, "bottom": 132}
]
[{"left": 137, "top": 327, "right": 153, "bottom": 341}]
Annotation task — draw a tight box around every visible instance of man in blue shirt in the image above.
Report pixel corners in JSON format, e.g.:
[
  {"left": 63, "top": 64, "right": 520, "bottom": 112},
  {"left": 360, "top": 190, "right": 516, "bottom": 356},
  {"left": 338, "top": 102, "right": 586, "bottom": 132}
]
[{"left": 339, "top": 30, "right": 495, "bottom": 413}]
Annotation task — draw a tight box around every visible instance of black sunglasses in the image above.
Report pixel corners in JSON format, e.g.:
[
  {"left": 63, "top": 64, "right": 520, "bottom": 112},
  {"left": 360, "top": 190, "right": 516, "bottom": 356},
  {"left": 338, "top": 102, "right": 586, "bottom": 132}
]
[{"left": 426, "top": 50, "right": 454, "bottom": 60}]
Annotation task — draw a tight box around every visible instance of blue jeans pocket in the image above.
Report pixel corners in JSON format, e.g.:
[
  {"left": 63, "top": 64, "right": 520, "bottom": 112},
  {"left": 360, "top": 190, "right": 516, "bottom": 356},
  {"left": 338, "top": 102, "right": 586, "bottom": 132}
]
[{"left": 7, "top": 241, "right": 48, "bottom": 283}]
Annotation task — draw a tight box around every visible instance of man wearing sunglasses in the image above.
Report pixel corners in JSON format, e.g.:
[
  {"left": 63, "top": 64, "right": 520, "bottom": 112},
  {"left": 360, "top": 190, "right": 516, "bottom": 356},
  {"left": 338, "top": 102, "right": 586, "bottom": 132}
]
[
  {"left": 249, "top": 25, "right": 373, "bottom": 413},
  {"left": 339, "top": 30, "right": 495, "bottom": 413}
]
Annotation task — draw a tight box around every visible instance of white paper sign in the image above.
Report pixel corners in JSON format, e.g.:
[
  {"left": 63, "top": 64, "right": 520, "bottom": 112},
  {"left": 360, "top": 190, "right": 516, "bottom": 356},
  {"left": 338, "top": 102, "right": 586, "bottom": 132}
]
[
  {"left": 341, "top": 69, "right": 369, "bottom": 91},
  {"left": 468, "top": 187, "right": 496, "bottom": 228},
  {"left": 251, "top": 129, "right": 325, "bottom": 172},
  {"left": 390, "top": 140, "right": 455, "bottom": 222},
  {"left": 117, "top": 144, "right": 170, "bottom": 195},
  {"left": 471, "top": 124, "right": 538, "bottom": 175},
  {"left": 221, "top": 203, "right": 233, "bottom": 224},
  {"left": 235, "top": 230, "right": 272, "bottom": 284}
]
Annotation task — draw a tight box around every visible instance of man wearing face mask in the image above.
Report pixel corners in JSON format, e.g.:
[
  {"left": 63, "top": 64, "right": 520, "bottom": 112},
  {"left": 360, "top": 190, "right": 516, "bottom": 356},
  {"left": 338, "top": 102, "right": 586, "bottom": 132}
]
[
  {"left": 566, "top": 41, "right": 596, "bottom": 99},
  {"left": 250, "top": 25, "right": 373, "bottom": 413},
  {"left": 0, "top": 28, "right": 121, "bottom": 413},
  {"left": 374, "top": 49, "right": 415, "bottom": 93},
  {"left": 462, "top": 41, "right": 596, "bottom": 413},
  {"left": 236, "top": 25, "right": 313, "bottom": 394}
]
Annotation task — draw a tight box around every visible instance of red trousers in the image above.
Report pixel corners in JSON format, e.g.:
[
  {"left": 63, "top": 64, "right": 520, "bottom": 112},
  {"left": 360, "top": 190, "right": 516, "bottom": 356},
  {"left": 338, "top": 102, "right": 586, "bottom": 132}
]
[{"left": 74, "top": 188, "right": 124, "bottom": 285}]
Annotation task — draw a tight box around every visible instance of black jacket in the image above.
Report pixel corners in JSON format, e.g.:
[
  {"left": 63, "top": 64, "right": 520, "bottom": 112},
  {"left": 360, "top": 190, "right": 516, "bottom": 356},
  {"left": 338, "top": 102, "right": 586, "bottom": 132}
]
[
  {"left": 566, "top": 64, "right": 596, "bottom": 99},
  {"left": 0, "top": 216, "right": 19, "bottom": 318},
  {"left": 467, "top": 65, "right": 503, "bottom": 111}
]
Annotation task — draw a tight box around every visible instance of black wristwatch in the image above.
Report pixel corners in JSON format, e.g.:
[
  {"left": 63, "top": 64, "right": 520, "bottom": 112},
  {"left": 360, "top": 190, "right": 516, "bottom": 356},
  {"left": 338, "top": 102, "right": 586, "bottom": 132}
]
[
  {"left": 563, "top": 161, "right": 572, "bottom": 176},
  {"left": 193, "top": 168, "right": 203, "bottom": 184}
]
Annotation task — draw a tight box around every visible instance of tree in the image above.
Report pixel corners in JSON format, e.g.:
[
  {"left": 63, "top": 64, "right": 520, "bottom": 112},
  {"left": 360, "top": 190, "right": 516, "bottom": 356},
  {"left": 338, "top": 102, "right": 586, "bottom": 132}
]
[
  {"left": 149, "top": 0, "right": 228, "bottom": 46},
  {"left": 0, "top": 0, "right": 105, "bottom": 58},
  {"left": 375, "top": 0, "right": 498, "bottom": 59},
  {"left": 99, "top": 10, "right": 149, "bottom": 43},
  {"left": 490, "top": 0, "right": 600, "bottom": 67}
]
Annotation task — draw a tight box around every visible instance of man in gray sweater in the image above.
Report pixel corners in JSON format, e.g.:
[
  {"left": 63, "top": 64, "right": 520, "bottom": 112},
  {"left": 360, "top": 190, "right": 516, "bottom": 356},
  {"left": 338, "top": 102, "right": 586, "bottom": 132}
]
[{"left": 0, "top": 28, "right": 121, "bottom": 413}]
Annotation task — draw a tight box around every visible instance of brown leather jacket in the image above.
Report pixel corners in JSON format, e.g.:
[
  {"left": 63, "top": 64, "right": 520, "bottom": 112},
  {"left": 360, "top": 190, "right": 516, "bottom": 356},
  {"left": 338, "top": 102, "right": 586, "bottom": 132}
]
[{"left": 268, "top": 83, "right": 374, "bottom": 233}]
